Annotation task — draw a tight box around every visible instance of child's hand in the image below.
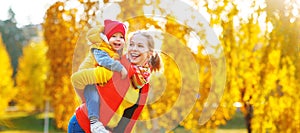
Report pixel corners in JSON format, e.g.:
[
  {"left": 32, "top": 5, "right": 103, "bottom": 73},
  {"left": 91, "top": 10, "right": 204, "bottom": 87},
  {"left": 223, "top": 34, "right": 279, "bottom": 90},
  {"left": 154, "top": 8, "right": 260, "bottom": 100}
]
[{"left": 120, "top": 67, "right": 128, "bottom": 79}]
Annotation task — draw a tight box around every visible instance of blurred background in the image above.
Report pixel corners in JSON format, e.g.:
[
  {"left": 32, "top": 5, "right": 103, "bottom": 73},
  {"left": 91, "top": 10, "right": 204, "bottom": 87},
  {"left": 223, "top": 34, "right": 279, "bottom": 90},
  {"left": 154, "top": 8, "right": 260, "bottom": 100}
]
[{"left": 0, "top": 0, "right": 299, "bottom": 133}]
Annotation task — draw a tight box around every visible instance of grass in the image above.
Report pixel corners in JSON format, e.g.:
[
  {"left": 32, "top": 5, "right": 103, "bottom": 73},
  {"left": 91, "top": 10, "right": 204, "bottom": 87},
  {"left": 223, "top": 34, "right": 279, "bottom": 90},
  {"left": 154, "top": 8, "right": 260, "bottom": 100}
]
[
  {"left": 0, "top": 112, "right": 63, "bottom": 133},
  {"left": 173, "top": 110, "right": 247, "bottom": 133},
  {"left": 0, "top": 111, "right": 247, "bottom": 133},
  {"left": 219, "top": 110, "right": 247, "bottom": 129}
]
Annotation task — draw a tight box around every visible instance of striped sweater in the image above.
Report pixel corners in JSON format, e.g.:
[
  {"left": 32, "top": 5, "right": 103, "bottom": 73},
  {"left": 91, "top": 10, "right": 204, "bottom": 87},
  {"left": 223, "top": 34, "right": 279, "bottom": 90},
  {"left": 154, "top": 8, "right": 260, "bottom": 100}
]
[{"left": 75, "top": 55, "right": 150, "bottom": 133}]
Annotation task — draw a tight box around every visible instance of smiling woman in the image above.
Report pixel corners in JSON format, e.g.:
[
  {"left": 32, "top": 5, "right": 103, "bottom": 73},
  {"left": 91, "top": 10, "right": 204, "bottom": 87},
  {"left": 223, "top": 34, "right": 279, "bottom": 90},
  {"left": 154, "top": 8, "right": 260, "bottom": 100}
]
[
  {"left": 128, "top": 33, "right": 152, "bottom": 66},
  {"left": 128, "top": 31, "right": 161, "bottom": 71},
  {"left": 68, "top": 30, "right": 161, "bottom": 133}
]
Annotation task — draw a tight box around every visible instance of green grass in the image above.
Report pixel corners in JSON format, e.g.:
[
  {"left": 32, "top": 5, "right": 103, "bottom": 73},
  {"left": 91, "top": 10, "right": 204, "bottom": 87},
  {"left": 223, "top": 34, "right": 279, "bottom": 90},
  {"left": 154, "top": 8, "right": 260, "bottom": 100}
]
[
  {"left": 0, "top": 112, "right": 64, "bottom": 133},
  {"left": 219, "top": 110, "right": 246, "bottom": 129},
  {"left": 174, "top": 110, "right": 247, "bottom": 133},
  {"left": 0, "top": 111, "right": 247, "bottom": 133}
]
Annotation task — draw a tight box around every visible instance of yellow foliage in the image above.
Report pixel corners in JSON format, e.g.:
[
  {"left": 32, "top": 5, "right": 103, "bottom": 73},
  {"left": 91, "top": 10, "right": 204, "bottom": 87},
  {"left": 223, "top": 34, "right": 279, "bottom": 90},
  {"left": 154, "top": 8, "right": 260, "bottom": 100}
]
[
  {"left": 0, "top": 35, "right": 15, "bottom": 116},
  {"left": 43, "top": 1, "right": 98, "bottom": 130},
  {"left": 41, "top": 0, "right": 300, "bottom": 132},
  {"left": 16, "top": 40, "right": 49, "bottom": 112},
  {"left": 204, "top": 0, "right": 300, "bottom": 132}
]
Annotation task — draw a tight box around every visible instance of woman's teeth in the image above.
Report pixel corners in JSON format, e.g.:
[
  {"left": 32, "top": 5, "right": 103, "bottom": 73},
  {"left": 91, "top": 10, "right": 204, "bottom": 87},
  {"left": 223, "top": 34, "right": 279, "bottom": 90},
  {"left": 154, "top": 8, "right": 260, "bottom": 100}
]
[{"left": 131, "top": 53, "right": 139, "bottom": 57}]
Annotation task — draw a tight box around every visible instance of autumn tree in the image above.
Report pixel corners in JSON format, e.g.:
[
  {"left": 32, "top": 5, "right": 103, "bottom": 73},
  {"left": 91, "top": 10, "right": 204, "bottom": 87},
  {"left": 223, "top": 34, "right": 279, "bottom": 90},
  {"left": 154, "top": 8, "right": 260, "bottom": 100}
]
[
  {"left": 116, "top": 0, "right": 231, "bottom": 132},
  {"left": 0, "top": 35, "right": 16, "bottom": 116},
  {"left": 43, "top": 0, "right": 100, "bottom": 130},
  {"left": 204, "top": 0, "right": 300, "bottom": 132},
  {"left": 0, "top": 8, "right": 27, "bottom": 77},
  {"left": 15, "top": 39, "right": 49, "bottom": 112},
  {"left": 204, "top": 0, "right": 266, "bottom": 132},
  {"left": 43, "top": 0, "right": 300, "bottom": 132},
  {"left": 249, "top": 0, "right": 300, "bottom": 132}
]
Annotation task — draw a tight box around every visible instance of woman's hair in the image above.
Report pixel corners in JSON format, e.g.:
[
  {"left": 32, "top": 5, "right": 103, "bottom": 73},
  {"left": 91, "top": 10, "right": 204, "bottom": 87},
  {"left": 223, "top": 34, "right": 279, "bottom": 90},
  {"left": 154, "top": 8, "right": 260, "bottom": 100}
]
[{"left": 132, "top": 31, "right": 161, "bottom": 71}]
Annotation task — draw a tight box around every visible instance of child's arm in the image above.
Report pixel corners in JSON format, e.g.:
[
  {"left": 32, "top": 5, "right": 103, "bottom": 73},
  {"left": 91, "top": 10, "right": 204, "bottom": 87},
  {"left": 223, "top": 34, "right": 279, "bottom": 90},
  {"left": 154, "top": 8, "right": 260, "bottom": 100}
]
[
  {"left": 92, "top": 48, "right": 123, "bottom": 71},
  {"left": 92, "top": 48, "right": 128, "bottom": 79}
]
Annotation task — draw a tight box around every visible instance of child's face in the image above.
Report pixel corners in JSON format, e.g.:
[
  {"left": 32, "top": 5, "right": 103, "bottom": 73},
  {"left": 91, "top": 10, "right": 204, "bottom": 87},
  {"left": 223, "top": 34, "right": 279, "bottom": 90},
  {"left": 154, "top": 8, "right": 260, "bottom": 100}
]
[
  {"left": 108, "top": 32, "right": 125, "bottom": 51},
  {"left": 128, "top": 34, "right": 151, "bottom": 66}
]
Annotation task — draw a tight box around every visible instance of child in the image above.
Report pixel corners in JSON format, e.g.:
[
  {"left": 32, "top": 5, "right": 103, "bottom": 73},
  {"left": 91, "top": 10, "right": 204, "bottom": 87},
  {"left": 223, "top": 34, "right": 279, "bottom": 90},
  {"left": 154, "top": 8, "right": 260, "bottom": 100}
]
[{"left": 71, "top": 19, "right": 127, "bottom": 133}]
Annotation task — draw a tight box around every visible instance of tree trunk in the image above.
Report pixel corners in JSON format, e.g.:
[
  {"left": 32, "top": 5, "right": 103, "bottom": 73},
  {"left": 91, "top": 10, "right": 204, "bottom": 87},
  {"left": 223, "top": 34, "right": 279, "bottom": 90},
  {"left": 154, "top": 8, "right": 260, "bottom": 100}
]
[{"left": 244, "top": 103, "right": 253, "bottom": 133}]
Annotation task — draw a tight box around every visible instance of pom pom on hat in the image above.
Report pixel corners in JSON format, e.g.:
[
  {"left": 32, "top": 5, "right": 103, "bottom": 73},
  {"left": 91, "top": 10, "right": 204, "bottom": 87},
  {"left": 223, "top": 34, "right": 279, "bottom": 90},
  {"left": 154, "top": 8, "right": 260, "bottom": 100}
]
[
  {"left": 86, "top": 25, "right": 106, "bottom": 44},
  {"left": 104, "top": 19, "right": 126, "bottom": 40}
]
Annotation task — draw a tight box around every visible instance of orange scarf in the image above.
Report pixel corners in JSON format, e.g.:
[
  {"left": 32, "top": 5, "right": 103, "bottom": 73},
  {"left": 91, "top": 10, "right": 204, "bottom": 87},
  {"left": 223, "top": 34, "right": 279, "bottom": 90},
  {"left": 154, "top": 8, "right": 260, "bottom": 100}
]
[{"left": 130, "top": 63, "right": 151, "bottom": 89}]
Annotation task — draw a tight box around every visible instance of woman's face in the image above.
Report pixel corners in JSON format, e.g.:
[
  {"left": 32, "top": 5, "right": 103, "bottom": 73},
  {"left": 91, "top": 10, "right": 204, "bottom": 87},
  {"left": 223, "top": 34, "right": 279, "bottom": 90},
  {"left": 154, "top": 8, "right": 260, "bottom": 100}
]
[{"left": 128, "top": 34, "right": 151, "bottom": 66}]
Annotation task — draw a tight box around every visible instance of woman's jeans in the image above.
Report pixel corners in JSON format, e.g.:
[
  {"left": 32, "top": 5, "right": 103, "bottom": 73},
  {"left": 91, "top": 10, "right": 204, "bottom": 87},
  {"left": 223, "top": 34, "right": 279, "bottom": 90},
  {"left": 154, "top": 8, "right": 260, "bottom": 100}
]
[
  {"left": 68, "top": 85, "right": 99, "bottom": 133},
  {"left": 68, "top": 115, "right": 85, "bottom": 133}
]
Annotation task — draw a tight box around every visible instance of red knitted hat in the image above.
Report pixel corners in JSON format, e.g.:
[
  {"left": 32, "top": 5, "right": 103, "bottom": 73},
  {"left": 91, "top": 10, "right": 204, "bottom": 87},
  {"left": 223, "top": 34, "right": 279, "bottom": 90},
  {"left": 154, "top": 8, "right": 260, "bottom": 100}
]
[{"left": 104, "top": 19, "right": 126, "bottom": 40}]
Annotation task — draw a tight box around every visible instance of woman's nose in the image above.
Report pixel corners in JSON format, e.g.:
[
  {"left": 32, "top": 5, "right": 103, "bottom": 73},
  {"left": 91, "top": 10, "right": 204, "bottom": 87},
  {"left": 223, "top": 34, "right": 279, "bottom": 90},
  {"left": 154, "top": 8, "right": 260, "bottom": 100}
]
[{"left": 131, "top": 45, "right": 137, "bottom": 50}]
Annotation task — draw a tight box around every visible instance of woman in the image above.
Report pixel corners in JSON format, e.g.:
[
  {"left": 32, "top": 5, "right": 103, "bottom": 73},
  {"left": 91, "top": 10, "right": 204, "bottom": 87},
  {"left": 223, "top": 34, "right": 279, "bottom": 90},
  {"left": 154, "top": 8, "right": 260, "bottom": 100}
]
[{"left": 68, "top": 31, "right": 161, "bottom": 133}]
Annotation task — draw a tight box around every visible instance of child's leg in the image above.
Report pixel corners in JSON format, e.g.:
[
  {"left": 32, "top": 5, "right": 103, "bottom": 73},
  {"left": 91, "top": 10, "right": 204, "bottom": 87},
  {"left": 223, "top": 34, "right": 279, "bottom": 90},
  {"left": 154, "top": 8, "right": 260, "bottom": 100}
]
[
  {"left": 83, "top": 84, "right": 100, "bottom": 119},
  {"left": 84, "top": 84, "right": 109, "bottom": 133},
  {"left": 71, "top": 67, "right": 113, "bottom": 92},
  {"left": 71, "top": 67, "right": 113, "bottom": 118},
  {"left": 71, "top": 68, "right": 101, "bottom": 122},
  {"left": 71, "top": 67, "right": 112, "bottom": 133}
]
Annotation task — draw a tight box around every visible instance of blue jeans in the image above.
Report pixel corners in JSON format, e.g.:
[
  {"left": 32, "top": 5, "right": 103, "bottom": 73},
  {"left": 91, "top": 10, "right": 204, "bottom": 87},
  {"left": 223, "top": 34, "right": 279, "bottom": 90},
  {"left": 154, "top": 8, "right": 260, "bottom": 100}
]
[
  {"left": 84, "top": 84, "right": 100, "bottom": 119},
  {"left": 68, "top": 115, "right": 84, "bottom": 133}
]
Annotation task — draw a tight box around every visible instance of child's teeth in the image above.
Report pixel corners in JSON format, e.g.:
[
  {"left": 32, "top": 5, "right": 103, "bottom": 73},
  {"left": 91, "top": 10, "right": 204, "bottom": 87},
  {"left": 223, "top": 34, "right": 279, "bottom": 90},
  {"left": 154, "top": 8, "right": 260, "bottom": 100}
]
[{"left": 131, "top": 53, "right": 139, "bottom": 57}]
